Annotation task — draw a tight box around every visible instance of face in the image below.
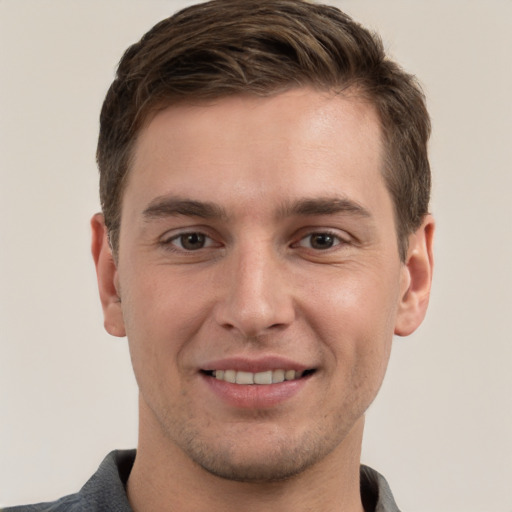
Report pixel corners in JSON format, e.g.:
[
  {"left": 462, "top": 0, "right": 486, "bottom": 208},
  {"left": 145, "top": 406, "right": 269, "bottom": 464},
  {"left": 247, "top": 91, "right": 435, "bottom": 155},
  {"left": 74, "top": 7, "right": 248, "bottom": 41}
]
[{"left": 94, "top": 88, "right": 432, "bottom": 482}]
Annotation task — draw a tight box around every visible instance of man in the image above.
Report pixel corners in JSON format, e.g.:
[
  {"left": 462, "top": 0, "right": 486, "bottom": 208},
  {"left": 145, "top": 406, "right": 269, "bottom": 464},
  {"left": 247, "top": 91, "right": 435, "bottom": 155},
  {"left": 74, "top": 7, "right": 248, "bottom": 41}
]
[{"left": 5, "top": 0, "right": 434, "bottom": 510}]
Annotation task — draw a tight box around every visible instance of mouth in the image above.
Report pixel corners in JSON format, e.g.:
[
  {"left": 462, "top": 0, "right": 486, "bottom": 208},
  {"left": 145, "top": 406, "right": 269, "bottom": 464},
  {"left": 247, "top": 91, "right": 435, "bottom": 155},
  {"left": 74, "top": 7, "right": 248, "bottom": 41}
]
[{"left": 201, "top": 368, "right": 316, "bottom": 385}]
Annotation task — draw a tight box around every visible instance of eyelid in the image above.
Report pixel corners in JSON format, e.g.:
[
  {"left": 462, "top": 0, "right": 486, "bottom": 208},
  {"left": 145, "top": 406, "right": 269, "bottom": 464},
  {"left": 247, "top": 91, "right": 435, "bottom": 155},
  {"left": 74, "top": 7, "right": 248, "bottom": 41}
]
[
  {"left": 292, "top": 229, "right": 352, "bottom": 250},
  {"left": 297, "top": 233, "right": 340, "bottom": 248},
  {"left": 159, "top": 228, "right": 221, "bottom": 251},
  {"left": 159, "top": 224, "right": 212, "bottom": 241}
]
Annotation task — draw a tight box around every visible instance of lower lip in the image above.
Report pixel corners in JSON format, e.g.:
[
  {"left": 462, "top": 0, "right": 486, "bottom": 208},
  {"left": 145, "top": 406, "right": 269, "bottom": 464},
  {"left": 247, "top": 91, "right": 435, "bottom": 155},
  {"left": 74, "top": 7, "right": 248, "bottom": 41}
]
[{"left": 201, "top": 373, "right": 311, "bottom": 409}]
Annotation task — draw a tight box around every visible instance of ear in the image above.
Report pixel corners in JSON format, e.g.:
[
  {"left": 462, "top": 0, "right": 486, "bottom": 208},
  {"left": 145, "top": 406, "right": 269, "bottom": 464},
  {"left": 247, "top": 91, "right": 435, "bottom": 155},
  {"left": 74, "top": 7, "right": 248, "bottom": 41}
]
[
  {"left": 91, "top": 213, "right": 126, "bottom": 337},
  {"left": 394, "top": 215, "right": 435, "bottom": 336}
]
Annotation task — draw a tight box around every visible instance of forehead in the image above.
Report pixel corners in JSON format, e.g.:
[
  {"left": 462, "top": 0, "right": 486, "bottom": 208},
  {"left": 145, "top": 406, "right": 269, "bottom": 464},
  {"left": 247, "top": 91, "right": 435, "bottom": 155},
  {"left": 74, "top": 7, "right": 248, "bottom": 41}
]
[{"left": 124, "top": 88, "right": 388, "bottom": 219}]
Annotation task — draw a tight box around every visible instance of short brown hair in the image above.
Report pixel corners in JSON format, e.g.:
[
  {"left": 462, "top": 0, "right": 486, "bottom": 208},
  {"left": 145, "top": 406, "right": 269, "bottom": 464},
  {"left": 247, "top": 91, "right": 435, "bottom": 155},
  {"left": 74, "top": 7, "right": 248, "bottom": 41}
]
[{"left": 97, "top": 0, "right": 431, "bottom": 261}]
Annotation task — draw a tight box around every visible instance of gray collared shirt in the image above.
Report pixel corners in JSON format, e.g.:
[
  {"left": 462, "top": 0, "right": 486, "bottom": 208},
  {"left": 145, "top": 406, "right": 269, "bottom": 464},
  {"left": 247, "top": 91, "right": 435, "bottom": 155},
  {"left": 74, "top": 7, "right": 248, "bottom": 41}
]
[{"left": 2, "top": 450, "right": 401, "bottom": 511}]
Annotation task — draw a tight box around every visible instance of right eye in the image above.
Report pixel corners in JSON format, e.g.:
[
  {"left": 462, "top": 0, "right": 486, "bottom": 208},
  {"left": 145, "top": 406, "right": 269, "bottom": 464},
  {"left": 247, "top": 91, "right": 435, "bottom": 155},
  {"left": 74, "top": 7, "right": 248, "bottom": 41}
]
[{"left": 163, "top": 232, "right": 217, "bottom": 251}]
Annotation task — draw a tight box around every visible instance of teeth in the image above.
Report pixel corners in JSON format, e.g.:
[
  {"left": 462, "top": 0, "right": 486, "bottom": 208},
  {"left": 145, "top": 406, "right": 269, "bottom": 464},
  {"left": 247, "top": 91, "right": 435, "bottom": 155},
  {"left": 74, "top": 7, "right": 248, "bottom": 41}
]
[
  {"left": 212, "top": 369, "right": 305, "bottom": 385},
  {"left": 285, "top": 369, "right": 296, "bottom": 381},
  {"left": 254, "top": 370, "right": 272, "bottom": 385},
  {"left": 273, "top": 369, "right": 285, "bottom": 383},
  {"left": 236, "top": 371, "right": 254, "bottom": 385},
  {"left": 224, "top": 369, "right": 236, "bottom": 383}
]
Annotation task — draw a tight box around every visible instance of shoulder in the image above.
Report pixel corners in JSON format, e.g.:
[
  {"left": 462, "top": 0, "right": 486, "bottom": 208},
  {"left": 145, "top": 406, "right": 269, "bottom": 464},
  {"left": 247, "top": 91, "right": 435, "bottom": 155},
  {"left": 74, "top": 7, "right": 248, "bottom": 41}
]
[
  {"left": 360, "top": 465, "right": 401, "bottom": 512},
  {"left": 1, "top": 494, "right": 83, "bottom": 512},
  {"left": 1, "top": 450, "right": 136, "bottom": 512}
]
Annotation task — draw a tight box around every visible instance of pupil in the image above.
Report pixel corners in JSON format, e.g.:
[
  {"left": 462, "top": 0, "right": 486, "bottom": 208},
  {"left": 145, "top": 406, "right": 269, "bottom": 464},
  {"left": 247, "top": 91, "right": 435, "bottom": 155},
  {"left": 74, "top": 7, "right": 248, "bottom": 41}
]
[
  {"left": 311, "top": 233, "right": 333, "bottom": 249},
  {"left": 182, "top": 233, "right": 205, "bottom": 250}
]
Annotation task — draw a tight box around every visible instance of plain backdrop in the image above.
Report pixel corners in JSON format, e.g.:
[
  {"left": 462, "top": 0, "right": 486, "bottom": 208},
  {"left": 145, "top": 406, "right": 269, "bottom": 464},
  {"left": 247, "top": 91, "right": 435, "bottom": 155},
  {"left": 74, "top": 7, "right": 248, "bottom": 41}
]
[{"left": 1, "top": 1, "right": 511, "bottom": 511}]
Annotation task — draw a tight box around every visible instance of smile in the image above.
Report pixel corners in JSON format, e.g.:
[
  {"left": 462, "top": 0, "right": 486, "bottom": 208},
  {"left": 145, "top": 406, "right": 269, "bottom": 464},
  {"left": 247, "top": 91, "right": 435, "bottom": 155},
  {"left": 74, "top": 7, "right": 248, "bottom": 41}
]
[{"left": 203, "top": 369, "right": 315, "bottom": 385}]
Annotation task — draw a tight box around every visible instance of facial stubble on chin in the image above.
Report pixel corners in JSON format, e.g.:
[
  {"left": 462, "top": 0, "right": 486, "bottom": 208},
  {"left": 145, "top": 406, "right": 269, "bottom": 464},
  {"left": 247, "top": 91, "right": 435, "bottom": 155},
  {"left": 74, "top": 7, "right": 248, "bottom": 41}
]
[
  {"left": 154, "top": 398, "right": 362, "bottom": 484},
  {"left": 177, "top": 423, "right": 337, "bottom": 483}
]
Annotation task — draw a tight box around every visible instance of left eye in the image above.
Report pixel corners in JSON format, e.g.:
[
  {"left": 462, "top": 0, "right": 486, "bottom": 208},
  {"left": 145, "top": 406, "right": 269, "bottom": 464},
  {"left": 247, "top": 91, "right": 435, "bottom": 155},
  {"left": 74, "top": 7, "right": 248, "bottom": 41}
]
[
  {"left": 297, "top": 232, "right": 342, "bottom": 250},
  {"left": 167, "top": 232, "right": 215, "bottom": 251}
]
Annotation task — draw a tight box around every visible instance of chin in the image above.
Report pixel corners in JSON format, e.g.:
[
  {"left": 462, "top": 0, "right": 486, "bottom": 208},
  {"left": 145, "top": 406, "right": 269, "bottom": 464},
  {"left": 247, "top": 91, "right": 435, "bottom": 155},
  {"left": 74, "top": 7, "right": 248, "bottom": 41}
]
[{"left": 179, "top": 425, "right": 342, "bottom": 484}]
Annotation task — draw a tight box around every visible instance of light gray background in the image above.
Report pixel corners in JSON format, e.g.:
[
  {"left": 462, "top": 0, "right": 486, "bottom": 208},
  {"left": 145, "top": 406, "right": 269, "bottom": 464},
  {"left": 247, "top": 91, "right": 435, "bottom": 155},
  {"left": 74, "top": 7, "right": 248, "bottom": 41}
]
[{"left": 1, "top": 1, "right": 511, "bottom": 511}]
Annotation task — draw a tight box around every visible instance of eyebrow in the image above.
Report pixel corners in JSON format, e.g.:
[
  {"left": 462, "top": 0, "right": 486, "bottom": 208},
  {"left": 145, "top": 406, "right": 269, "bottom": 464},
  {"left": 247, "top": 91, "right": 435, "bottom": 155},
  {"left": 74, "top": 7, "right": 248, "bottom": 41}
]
[
  {"left": 278, "top": 197, "right": 372, "bottom": 219},
  {"left": 142, "top": 195, "right": 371, "bottom": 222},
  {"left": 142, "top": 196, "right": 228, "bottom": 221}
]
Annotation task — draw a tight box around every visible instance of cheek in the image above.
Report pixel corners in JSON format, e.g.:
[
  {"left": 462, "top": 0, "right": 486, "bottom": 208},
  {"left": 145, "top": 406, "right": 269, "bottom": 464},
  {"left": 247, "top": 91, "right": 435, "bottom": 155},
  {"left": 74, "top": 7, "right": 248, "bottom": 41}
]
[
  {"left": 305, "top": 266, "right": 399, "bottom": 369},
  {"left": 311, "top": 276, "right": 396, "bottom": 417},
  {"left": 309, "top": 266, "right": 399, "bottom": 327},
  {"left": 122, "top": 263, "right": 207, "bottom": 327},
  {"left": 119, "top": 268, "right": 211, "bottom": 377}
]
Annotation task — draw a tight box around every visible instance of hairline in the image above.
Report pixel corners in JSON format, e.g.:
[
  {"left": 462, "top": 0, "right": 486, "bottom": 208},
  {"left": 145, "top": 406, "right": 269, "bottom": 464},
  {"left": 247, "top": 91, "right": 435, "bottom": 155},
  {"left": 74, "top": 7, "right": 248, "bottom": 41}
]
[{"left": 107, "top": 84, "right": 410, "bottom": 261}]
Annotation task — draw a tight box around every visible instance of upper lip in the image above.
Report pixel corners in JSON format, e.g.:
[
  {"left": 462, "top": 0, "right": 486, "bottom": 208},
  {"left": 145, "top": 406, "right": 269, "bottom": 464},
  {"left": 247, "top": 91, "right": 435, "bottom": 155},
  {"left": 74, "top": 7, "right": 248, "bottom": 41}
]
[{"left": 200, "top": 356, "right": 312, "bottom": 373}]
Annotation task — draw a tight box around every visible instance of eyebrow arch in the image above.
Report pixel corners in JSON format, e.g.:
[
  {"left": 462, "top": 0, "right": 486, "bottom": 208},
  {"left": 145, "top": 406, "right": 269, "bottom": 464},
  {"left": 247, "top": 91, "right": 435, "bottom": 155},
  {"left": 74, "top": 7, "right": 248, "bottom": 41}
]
[
  {"left": 278, "top": 197, "right": 372, "bottom": 219},
  {"left": 142, "top": 196, "right": 228, "bottom": 221}
]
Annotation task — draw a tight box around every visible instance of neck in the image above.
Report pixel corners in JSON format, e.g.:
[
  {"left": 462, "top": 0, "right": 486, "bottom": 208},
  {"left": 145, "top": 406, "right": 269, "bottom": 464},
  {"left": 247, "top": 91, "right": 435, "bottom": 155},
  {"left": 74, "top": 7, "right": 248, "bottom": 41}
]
[{"left": 127, "top": 401, "right": 366, "bottom": 512}]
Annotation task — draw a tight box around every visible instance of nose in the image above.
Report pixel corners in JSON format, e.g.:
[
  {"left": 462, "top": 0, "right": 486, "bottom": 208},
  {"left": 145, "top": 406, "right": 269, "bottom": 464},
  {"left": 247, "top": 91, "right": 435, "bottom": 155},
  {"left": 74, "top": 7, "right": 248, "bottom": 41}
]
[{"left": 214, "top": 243, "right": 296, "bottom": 338}]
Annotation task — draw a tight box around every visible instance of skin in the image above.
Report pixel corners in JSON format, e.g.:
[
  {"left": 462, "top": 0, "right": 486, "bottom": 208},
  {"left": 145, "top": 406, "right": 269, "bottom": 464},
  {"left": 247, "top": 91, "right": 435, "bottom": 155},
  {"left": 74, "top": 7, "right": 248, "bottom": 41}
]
[{"left": 92, "top": 88, "right": 434, "bottom": 512}]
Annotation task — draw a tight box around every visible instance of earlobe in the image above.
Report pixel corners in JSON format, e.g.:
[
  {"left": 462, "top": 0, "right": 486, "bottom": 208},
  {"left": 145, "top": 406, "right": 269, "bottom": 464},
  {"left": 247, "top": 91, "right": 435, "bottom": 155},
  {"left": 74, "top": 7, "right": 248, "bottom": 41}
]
[
  {"left": 91, "top": 213, "right": 126, "bottom": 337},
  {"left": 394, "top": 215, "right": 435, "bottom": 337}
]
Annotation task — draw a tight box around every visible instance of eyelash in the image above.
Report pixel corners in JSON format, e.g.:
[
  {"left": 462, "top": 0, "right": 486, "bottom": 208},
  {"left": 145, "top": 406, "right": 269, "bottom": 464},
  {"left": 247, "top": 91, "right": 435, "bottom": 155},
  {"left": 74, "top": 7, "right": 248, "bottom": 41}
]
[
  {"left": 294, "top": 231, "right": 347, "bottom": 251},
  {"left": 159, "top": 229, "right": 349, "bottom": 253},
  {"left": 160, "top": 232, "right": 218, "bottom": 251}
]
